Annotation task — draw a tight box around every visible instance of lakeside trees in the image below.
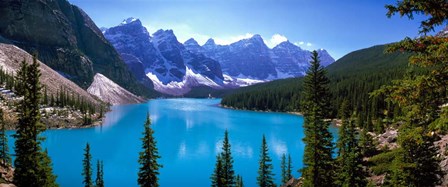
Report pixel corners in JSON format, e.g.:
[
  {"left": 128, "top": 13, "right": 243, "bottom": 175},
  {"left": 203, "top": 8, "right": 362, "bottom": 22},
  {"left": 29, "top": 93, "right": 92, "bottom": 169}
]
[
  {"left": 257, "top": 135, "right": 275, "bottom": 187},
  {"left": 138, "top": 114, "right": 162, "bottom": 187},
  {"left": 372, "top": 0, "right": 448, "bottom": 186},
  {"left": 300, "top": 51, "right": 334, "bottom": 187},
  {"left": 211, "top": 130, "right": 236, "bottom": 187},
  {"left": 13, "top": 56, "right": 58, "bottom": 187},
  {"left": 0, "top": 109, "right": 10, "bottom": 167},
  {"left": 82, "top": 143, "right": 93, "bottom": 187}
]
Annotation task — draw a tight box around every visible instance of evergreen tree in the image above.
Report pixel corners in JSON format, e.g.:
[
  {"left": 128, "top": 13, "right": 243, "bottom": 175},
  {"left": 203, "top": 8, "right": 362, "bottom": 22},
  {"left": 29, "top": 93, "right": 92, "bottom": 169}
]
[
  {"left": 221, "top": 130, "right": 235, "bottom": 186},
  {"left": 236, "top": 175, "right": 244, "bottom": 187},
  {"left": 138, "top": 113, "right": 162, "bottom": 187},
  {"left": 38, "top": 149, "right": 58, "bottom": 187},
  {"left": 335, "top": 102, "right": 367, "bottom": 187},
  {"left": 287, "top": 155, "right": 292, "bottom": 181},
  {"left": 280, "top": 154, "right": 288, "bottom": 185},
  {"left": 14, "top": 60, "right": 28, "bottom": 96},
  {"left": 95, "top": 160, "right": 104, "bottom": 187},
  {"left": 13, "top": 56, "right": 57, "bottom": 186},
  {"left": 211, "top": 154, "right": 225, "bottom": 187},
  {"left": 257, "top": 135, "right": 275, "bottom": 187},
  {"left": 0, "top": 109, "right": 11, "bottom": 167},
  {"left": 374, "top": 1, "right": 447, "bottom": 186},
  {"left": 358, "top": 129, "right": 377, "bottom": 157},
  {"left": 82, "top": 143, "right": 93, "bottom": 187},
  {"left": 300, "top": 51, "right": 334, "bottom": 187}
]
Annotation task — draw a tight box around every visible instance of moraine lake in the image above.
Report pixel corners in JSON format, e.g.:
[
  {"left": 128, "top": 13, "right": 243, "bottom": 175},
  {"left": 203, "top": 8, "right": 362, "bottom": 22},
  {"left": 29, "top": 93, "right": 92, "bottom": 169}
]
[{"left": 8, "top": 98, "right": 338, "bottom": 187}]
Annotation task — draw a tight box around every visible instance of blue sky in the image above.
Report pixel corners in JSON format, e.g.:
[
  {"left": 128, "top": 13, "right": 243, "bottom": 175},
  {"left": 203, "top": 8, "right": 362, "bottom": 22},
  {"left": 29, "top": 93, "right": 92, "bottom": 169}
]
[{"left": 69, "top": 0, "right": 443, "bottom": 60}]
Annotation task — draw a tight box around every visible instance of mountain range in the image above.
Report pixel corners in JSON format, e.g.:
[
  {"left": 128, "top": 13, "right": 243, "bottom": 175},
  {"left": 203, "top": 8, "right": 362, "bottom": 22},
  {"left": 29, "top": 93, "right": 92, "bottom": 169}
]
[{"left": 103, "top": 18, "right": 335, "bottom": 95}]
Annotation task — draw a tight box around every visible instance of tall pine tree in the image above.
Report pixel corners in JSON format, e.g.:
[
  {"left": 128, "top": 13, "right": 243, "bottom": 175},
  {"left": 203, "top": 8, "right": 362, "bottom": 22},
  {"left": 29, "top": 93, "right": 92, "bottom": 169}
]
[
  {"left": 13, "top": 56, "right": 58, "bottom": 186},
  {"left": 0, "top": 109, "right": 11, "bottom": 167},
  {"left": 221, "top": 130, "right": 235, "bottom": 186},
  {"left": 95, "top": 160, "right": 104, "bottom": 187},
  {"left": 82, "top": 143, "right": 93, "bottom": 187},
  {"left": 138, "top": 113, "right": 162, "bottom": 187},
  {"left": 257, "top": 135, "right": 275, "bottom": 187},
  {"left": 300, "top": 50, "right": 334, "bottom": 187},
  {"left": 335, "top": 101, "right": 367, "bottom": 187},
  {"left": 280, "top": 154, "right": 288, "bottom": 185},
  {"left": 211, "top": 154, "right": 225, "bottom": 187},
  {"left": 236, "top": 175, "right": 244, "bottom": 187}
]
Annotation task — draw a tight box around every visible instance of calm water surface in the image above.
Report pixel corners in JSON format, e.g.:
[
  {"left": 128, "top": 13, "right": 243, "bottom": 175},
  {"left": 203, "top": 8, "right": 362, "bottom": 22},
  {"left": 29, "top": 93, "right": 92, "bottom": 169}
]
[{"left": 8, "top": 98, "right": 337, "bottom": 186}]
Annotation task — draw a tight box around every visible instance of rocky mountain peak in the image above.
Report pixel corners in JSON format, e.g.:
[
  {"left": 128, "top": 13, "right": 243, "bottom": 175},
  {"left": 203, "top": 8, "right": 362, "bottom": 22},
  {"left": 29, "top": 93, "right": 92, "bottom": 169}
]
[
  {"left": 120, "top": 17, "right": 141, "bottom": 25},
  {"left": 204, "top": 38, "right": 217, "bottom": 47},
  {"left": 184, "top": 38, "right": 200, "bottom": 46},
  {"left": 274, "top": 41, "right": 302, "bottom": 50}
]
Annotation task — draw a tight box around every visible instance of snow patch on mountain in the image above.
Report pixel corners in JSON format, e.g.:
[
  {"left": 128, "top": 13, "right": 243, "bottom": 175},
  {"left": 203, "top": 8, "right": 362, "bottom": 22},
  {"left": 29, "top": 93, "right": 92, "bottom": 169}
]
[
  {"left": 147, "top": 67, "right": 223, "bottom": 95},
  {"left": 87, "top": 73, "right": 145, "bottom": 105}
]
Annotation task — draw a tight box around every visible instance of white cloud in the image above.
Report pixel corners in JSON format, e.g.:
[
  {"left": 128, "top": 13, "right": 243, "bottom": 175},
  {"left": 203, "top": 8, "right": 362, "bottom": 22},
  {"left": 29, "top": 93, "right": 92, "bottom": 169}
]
[
  {"left": 306, "top": 42, "right": 313, "bottom": 47},
  {"left": 265, "top": 34, "right": 288, "bottom": 48},
  {"left": 213, "top": 33, "right": 254, "bottom": 45}
]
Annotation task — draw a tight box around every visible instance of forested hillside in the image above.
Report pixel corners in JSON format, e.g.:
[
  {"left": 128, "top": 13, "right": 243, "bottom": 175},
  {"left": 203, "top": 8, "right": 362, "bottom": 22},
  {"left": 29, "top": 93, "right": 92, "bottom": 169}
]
[{"left": 221, "top": 44, "right": 411, "bottom": 119}]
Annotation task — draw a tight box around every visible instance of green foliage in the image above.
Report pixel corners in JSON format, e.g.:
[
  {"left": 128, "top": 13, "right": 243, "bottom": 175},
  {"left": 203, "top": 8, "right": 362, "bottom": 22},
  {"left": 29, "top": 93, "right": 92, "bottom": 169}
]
[
  {"left": 13, "top": 56, "right": 58, "bottom": 187},
  {"left": 369, "top": 150, "right": 398, "bottom": 175},
  {"left": 211, "top": 154, "right": 225, "bottom": 187},
  {"left": 257, "top": 135, "right": 275, "bottom": 187},
  {"left": 384, "top": 127, "right": 442, "bottom": 186},
  {"left": 211, "top": 130, "right": 236, "bottom": 187},
  {"left": 376, "top": 1, "right": 447, "bottom": 186},
  {"left": 236, "top": 175, "right": 244, "bottom": 187},
  {"left": 358, "top": 129, "right": 378, "bottom": 158},
  {"left": 221, "top": 130, "right": 236, "bottom": 186},
  {"left": 138, "top": 113, "right": 162, "bottom": 187},
  {"left": 38, "top": 149, "right": 58, "bottom": 187},
  {"left": 385, "top": 0, "right": 448, "bottom": 34},
  {"left": 280, "top": 153, "right": 293, "bottom": 185},
  {"left": 95, "top": 160, "right": 104, "bottom": 187},
  {"left": 300, "top": 51, "right": 334, "bottom": 187},
  {"left": 82, "top": 143, "right": 93, "bottom": 187},
  {"left": 335, "top": 103, "right": 368, "bottom": 187},
  {"left": 0, "top": 109, "right": 11, "bottom": 167},
  {"left": 280, "top": 154, "right": 287, "bottom": 185}
]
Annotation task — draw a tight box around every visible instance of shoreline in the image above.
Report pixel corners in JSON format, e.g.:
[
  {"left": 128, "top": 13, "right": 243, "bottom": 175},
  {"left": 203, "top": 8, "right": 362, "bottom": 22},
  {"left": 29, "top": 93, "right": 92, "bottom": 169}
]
[
  {"left": 220, "top": 104, "right": 304, "bottom": 116},
  {"left": 220, "top": 104, "right": 342, "bottom": 127}
]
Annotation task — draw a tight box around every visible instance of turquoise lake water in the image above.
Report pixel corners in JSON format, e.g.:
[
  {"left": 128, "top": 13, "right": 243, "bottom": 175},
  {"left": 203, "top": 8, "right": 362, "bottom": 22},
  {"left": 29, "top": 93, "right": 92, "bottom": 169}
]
[{"left": 7, "top": 98, "right": 337, "bottom": 186}]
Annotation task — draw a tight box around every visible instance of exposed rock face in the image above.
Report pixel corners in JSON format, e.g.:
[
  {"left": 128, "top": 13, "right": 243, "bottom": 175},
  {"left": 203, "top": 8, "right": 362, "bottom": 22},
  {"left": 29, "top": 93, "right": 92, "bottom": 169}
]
[
  {"left": 0, "top": 0, "right": 149, "bottom": 97},
  {"left": 104, "top": 19, "right": 224, "bottom": 95},
  {"left": 87, "top": 73, "right": 145, "bottom": 105},
  {"left": 187, "top": 38, "right": 335, "bottom": 80},
  {"left": 0, "top": 43, "right": 102, "bottom": 106},
  {"left": 200, "top": 35, "right": 277, "bottom": 80}
]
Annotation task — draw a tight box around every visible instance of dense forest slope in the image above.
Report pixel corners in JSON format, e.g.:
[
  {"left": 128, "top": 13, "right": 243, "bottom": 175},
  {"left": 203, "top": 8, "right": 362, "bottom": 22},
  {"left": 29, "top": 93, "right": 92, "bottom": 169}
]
[
  {"left": 0, "top": 43, "right": 102, "bottom": 106},
  {"left": 221, "top": 44, "right": 411, "bottom": 118}
]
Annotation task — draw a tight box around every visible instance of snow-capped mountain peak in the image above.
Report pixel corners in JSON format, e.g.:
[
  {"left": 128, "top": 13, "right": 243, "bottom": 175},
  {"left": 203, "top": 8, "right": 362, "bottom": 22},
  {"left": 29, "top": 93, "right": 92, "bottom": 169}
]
[{"left": 120, "top": 17, "right": 140, "bottom": 25}]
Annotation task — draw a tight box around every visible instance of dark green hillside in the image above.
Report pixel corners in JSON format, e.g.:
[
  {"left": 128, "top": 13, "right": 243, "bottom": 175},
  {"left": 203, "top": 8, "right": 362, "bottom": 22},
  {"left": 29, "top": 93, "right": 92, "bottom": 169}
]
[{"left": 221, "top": 44, "right": 411, "bottom": 118}]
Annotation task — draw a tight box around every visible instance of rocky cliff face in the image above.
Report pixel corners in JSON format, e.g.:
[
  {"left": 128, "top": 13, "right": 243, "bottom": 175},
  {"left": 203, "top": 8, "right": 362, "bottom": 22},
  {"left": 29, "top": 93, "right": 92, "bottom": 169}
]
[
  {"left": 187, "top": 36, "right": 335, "bottom": 80},
  {"left": 87, "top": 73, "right": 145, "bottom": 105},
  {"left": 104, "top": 19, "right": 224, "bottom": 95},
  {"left": 0, "top": 0, "right": 150, "bottom": 97}
]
